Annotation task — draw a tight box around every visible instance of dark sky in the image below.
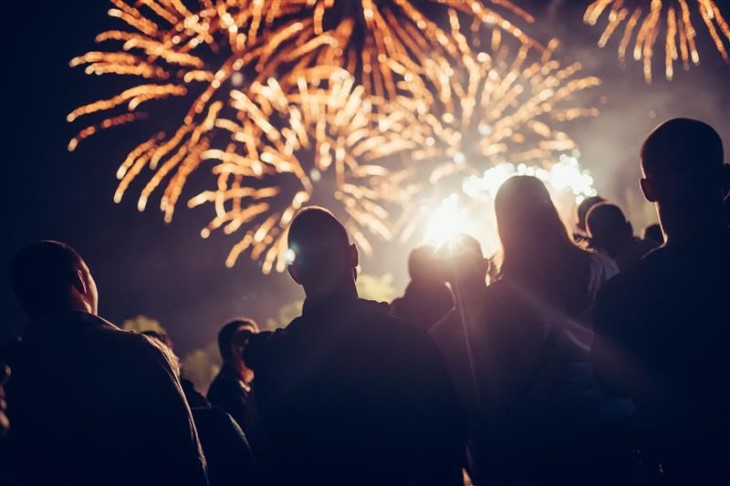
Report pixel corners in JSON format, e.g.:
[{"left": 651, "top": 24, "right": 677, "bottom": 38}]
[{"left": 4, "top": 1, "right": 729, "bottom": 354}]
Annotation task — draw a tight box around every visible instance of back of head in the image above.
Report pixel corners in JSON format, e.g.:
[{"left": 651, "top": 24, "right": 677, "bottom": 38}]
[
  {"left": 495, "top": 176, "right": 578, "bottom": 279},
  {"left": 9, "top": 241, "right": 87, "bottom": 317},
  {"left": 641, "top": 118, "right": 727, "bottom": 210},
  {"left": 287, "top": 206, "right": 356, "bottom": 296},
  {"left": 586, "top": 203, "right": 632, "bottom": 252},
  {"left": 407, "top": 245, "right": 439, "bottom": 282},
  {"left": 218, "top": 319, "right": 258, "bottom": 363},
  {"left": 576, "top": 195, "right": 606, "bottom": 233},
  {"left": 436, "top": 234, "right": 486, "bottom": 287}
]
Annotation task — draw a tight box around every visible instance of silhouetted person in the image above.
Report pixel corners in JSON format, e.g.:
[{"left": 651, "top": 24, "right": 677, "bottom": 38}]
[
  {"left": 586, "top": 203, "right": 658, "bottom": 271},
  {"left": 592, "top": 118, "right": 730, "bottom": 483},
  {"left": 574, "top": 195, "right": 606, "bottom": 246},
  {"left": 244, "top": 207, "right": 467, "bottom": 485},
  {"left": 433, "top": 178, "right": 628, "bottom": 485},
  {"left": 642, "top": 223, "right": 664, "bottom": 246},
  {"left": 146, "top": 331, "right": 258, "bottom": 486},
  {"left": 6, "top": 241, "right": 208, "bottom": 486},
  {"left": 391, "top": 245, "right": 454, "bottom": 330},
  {"left": 207, "top": 319, "right": 258, "bottom": 430},
  {"left": 141, "top": 329, "right": 211, "bottom": 408}
]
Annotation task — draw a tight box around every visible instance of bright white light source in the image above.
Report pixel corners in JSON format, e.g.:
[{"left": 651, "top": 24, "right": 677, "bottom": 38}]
[{"left": 423, "top": 194, "right": 470, "bottom": 247}]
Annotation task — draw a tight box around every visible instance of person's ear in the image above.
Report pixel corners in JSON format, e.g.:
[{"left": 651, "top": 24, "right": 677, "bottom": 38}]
[
  {"left": 348, "top": 243, "right": 359, "bottom": 268},
  {"left": 640, "top": 178, "right": 658, "bottom": 202},
  {"left": 287, "top": 265, "right": 301, "bottom": 285},
  {"left": 71, "top": 269, "right": 88, "bottom": 295}
]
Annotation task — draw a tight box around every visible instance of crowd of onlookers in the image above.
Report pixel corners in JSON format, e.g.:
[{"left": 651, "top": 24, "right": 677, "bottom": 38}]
[{"left": 0, "top": 117, "right": 728, "bottom": 485}]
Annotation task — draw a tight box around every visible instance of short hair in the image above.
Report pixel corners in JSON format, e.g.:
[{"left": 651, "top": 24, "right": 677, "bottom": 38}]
[
  {"left": 407, "top": 246, "right": 437, "bottom": 281},
  {"left": 287, "top": 206, "right": 349, "bottom": 250},
  {"left": 218, "top": 319, "right": 258, "bottom": 362},
  {"left": 641, "top": 118, "right": 724, "bottom": 178},
  {"left": 576, "top": 196, "right": 605, "bottom": 232},
  {"left": 586, "top": 203, "right": 629, "bottom": 239},
  {"left": 9, "top": 241, "right": 85, "bottom": 315}
]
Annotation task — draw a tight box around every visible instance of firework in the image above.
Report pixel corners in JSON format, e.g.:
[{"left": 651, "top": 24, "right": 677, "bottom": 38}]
[
  {"left": 186, "top": 67, "right": 418, "bottom": 272},
  {"left": 395, "top": 32, "right": 599, "bottom": 236},
  {"left": 68, "top": 0, "right": 542, "bottom": 270},
  {"left": 584, "top": 0, "right": 730, "bottom": 82}
]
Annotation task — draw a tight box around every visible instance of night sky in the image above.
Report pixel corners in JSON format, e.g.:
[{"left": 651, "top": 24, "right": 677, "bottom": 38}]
[{"left": 4, "top": 1, "right": 729, "bottom": 354}]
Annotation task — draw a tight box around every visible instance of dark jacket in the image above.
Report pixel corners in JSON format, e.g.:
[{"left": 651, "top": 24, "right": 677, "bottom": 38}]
[
  {"left": 592, "top": 229, "right": 730, "bottom": 481},
  {"left": 245, "top": 296, "right": 467, "bottom": 485},
  {"left": 391, "top": 280, "right": 454, "bottom": 331},
  {"left": 206, "top": 364, "right": 249, "bottom": 429},
  {"left": 5, "top": 311, "right": 208, "bottom": 486}
]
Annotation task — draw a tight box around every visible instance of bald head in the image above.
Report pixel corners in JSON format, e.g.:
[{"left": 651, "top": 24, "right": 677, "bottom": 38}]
[
  {"left": 9, "top": 241, "right": 98, "bottom": 317},
  {"left": 287, "top": 207, "right": 358, "bottom": 298},
  {"left": 641, "top": 118, "right": 723, "bottom": 178},
  {"left": 640, "top": 118, "right": 729, "bottom": 241}
]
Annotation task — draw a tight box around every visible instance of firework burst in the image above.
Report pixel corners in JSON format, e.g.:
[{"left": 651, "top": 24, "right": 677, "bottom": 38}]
[
  {"left": 395, "top": 30, "right": 600, "bottom": 244},
  {"left": 186, "top": 67, "right": 418, "bottom": 272},
  {"left": 68, "top": 0, "right": 543, "bottom": 270},
  {"left": 584, "top": 0, "right": 730, "bottom": 82}
]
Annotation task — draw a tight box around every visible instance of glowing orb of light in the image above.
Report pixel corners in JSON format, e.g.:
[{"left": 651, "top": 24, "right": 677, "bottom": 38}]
[{"left": 423, "top": 193, "right": 471, "bottom": 248}]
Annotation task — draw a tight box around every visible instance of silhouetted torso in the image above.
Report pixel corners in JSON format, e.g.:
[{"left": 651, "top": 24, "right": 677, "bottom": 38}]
[
  {"left": 5, "top": 311, "right": 207, "bottom": 486},
  {"left": 245, "top": 296, "right": 466, "bottom": 485},
  {"left": 391, "top": 280, "right": 454, "bottom": 331},
  {"left": 613, "top": 237, "right": 658, "bottom": 271},
  {"left": 433, "top": 252, "right": 626, "bottom": 484},
  {"left": 207, "top": 364, "right": 249, "bottom": 429},
  {"left": 593, "top": 228, "right": 730, "bottom": 480},
  {"left": 192, "top": 406, "right": 258, "bottom": 486}
]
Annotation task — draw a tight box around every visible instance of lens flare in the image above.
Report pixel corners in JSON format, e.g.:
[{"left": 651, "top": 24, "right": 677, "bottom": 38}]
[
  {"left": 584, "top": 0, "right": 730, "bottom": 82},
  {"left": 421, "top": 155, "right": 598, "bottom": 256}
]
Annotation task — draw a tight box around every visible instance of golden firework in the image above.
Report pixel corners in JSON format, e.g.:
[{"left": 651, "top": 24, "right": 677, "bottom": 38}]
[
  {"left": 394, "top": 18, "right": 601, "bottom": 244},
  {"left": 186, "top": 67, "right": 418, "bottom": 272},
  {"left": 68, "top": 0, "right": 542, "bottom": 270},
  {"left": 584, "top": 0, "right": 730, "bottom": 82}
]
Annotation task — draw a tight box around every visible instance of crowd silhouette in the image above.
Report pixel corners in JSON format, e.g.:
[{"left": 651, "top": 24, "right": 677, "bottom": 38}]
[{"left": 1, "top": 118, "right": 728, "bottom": 485}]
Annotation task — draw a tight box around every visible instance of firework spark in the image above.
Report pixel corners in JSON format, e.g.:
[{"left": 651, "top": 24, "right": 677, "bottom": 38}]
[
  {"left": 68, "top": 0, "right": 542, "bottom": 270},
  {"left": 584, "top": 0, "right": 730, "bottom": 82},
  {"left": 395, "top": 33, "right": 600, "bottom": 225},
  {"left": 185, "top": 67, "right": 417, "bottom": 272}
]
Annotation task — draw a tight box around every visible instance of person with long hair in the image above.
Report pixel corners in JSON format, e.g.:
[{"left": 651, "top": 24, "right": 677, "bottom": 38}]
[{"left": 442, "top": 176, "right": 630, "bottom": 485}]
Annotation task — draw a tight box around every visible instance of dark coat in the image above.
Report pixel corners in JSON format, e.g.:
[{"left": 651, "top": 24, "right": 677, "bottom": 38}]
[
  {"left": 5, "top": 311, "right": 208, "bottom": 486},
  {"left": 207, "top": 364, "right": 249, "bottom": 429},
  {"left": 245, "top": 296, "right": 467, "bottom": 485}
]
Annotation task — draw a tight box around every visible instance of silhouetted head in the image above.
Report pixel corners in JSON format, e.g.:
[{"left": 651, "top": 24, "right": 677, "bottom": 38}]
[
  {"left": 287, "top": 207, "right": 358, "bottom": 299},
  {"left": 586, "top": 203, "right": 633, "bottom": 257},
  {"left": 642, "top": 223, "right": 664, "bottom": 245},
  {"left": 640, "top": 119, "right": 728, "bottom": 226},
  {"left": 576, "top": 195, "right": 606, "bottom": 233},
  {"left": 436, "top": 234, "right": 487, "bottom": 294},
  {"left": 9, "top": 241, "right": 98, "bottom": 318},
  {"left": 495, "top": 176, "right": 577, "bottom": 276},
  {"left": 407, "top": 245, "right": 440, "bottom": 282},
  {"left": 218, "top": 318, "right": 258, "bottom": 366}
]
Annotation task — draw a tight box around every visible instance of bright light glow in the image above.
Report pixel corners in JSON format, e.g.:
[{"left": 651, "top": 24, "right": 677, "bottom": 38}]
[{"left": 423, "top": 194, "right": 471, "bottom": 248}]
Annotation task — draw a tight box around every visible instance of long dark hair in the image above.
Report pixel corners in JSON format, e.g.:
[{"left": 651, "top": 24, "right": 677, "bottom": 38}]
[{"left": 494, "top": 176, "right": 592, "bottom": 315}]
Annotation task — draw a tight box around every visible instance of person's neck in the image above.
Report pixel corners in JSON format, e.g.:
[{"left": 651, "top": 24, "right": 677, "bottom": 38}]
[
  {"left": 659, "top": 204, "right": 727, "bottom": 246},
  {"left": 304, "top": 277, "right": 358, "bottom": 308}
]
